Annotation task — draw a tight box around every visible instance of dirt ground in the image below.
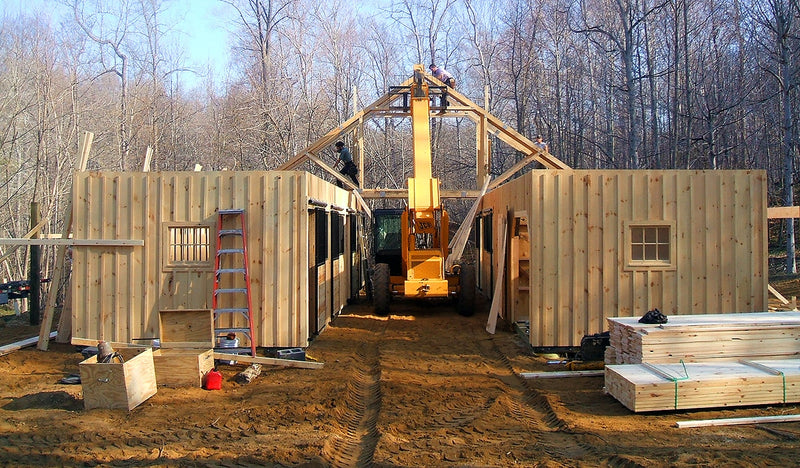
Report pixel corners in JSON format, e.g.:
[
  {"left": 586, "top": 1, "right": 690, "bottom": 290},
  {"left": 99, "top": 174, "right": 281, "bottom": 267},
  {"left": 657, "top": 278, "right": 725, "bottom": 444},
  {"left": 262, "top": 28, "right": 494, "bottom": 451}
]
[{"left": 1, "top": 291, "right": 799, "bottom": 468}]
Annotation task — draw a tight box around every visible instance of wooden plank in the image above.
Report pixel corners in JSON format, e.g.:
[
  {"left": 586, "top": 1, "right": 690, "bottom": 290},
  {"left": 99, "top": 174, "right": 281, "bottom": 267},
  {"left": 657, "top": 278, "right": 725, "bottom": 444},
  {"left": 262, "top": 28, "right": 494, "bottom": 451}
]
[
  {"left": 767, "top": 206, "right": 800, "bottom": 219},
  {"left": 486, "top": 215, "right": 508, "bottom": 334},
  {"left": 55, "top": 276, "right": 72, "bottom": 343},
  {"left": 71, "top": 337, "right": 145, "bottom": 348},
  {"left": 212, "top": 352, "right": 323, "bottom": 369},
  {"left": 769, "top": 284, "right": 791, "bottom": 305},
  {"left": 520, "top": 370, "right": 604, "bottom": 379},
  {"left": 360, "top": 188, "right": 481, "bottom": 199},
  {"left": 445, "top": 175, "right": 491, "bottom": 272},
  {"left": 0, "top": 332, "right": 57, "bottom": 357},
  {"left": 0, "top": 239, "right": 143, "bottom": 246},
  {"left": 38, "top": 131, "right": 93, "bottom": 351},
  {"left": 676, "top": 414, "right": 800, "bottom": 428},
  {"left": 0, "top": 217, "right": 48, "bottom": 265},
  {"left": 142, "top": 146, "right": 153, "bottom": 172}
]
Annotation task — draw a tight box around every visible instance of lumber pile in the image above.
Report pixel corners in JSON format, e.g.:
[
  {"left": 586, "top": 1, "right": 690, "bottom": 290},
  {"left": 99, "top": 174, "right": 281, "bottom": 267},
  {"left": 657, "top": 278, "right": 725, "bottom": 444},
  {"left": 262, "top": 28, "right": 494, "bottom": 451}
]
[
  {"left": 606, "top": 312, "right": 800, "bottom": 364},
  {"left": 605, "top": 359, "right": 800, "bottom": 412}
]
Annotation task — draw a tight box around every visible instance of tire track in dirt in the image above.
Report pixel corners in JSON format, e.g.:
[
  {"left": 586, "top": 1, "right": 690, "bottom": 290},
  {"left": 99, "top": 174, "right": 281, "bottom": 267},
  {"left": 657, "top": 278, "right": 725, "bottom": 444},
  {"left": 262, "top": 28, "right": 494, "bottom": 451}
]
[
  {"left": 370, "top": 309, "right": 555, "bottom": 466},
  {"left": 322, "top": 315, "right": 386, "bottom": 468},
  {"left": 482, "top": 335, "right": 648, "bottom": 468}
]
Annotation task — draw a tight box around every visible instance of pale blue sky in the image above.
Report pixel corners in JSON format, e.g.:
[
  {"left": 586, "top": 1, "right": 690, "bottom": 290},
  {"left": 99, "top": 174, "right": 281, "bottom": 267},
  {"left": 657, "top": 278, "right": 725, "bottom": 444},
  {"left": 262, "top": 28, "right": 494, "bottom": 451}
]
[{"left": 2, "top": 0, "right": 236, "bottom": 88}]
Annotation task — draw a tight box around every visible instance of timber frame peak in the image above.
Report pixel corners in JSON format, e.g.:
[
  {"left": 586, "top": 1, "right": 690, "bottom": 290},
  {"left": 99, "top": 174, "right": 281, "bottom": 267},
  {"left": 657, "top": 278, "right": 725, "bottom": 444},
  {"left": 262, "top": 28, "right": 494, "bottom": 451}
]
[{"left": 276, "top": 67, "right": 570, "bottom": 197}]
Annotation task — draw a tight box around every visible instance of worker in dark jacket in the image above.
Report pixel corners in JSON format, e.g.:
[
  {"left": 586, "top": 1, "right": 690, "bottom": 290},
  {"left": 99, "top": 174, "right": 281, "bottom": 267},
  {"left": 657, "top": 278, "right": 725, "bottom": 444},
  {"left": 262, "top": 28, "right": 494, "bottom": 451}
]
[{"left": 334, "top": 141, "right": 359, "bottom": 187}]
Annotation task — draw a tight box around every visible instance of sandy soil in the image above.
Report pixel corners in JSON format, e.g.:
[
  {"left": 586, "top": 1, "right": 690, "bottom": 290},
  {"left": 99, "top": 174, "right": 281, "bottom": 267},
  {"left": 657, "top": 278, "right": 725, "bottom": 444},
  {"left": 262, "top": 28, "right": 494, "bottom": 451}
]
[{"left": 1, "top": 294, "right": 799, "bottom": 467}]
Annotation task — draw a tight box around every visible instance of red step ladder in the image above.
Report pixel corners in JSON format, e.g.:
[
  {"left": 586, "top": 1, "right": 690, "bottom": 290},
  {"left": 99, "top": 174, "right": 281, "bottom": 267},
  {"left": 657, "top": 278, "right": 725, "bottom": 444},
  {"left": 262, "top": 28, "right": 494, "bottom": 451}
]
[{"left": 212, "top": 209, "right": 256, "bottom": 357}]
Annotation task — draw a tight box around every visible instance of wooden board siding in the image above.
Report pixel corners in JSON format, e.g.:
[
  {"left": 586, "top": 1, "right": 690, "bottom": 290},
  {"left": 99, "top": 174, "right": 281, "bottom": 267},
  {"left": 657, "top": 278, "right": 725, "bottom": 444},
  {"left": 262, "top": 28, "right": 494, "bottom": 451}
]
[
  {"left": 72, "top": 171, "right": 355, "bottom": 348},
  {"left": 481, "top": 170, "right": 768, "bottom": 348}
]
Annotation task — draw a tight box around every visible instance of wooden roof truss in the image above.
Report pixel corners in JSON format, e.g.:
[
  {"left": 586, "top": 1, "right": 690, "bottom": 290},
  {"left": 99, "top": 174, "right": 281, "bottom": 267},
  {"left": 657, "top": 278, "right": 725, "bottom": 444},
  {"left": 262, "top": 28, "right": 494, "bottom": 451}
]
[{"left": 277, "top": 71, "right": 570, "bottom": 198}]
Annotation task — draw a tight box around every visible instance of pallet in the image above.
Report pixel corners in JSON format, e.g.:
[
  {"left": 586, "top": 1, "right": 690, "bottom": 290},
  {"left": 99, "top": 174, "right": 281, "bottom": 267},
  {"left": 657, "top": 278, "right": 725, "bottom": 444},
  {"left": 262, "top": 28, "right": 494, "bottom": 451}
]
[
  {"left": 606, "top": 312, "right": 800, "bottom": 364},
  {"left": 605, "top": 359, "right": 800, "bottom": 412}
]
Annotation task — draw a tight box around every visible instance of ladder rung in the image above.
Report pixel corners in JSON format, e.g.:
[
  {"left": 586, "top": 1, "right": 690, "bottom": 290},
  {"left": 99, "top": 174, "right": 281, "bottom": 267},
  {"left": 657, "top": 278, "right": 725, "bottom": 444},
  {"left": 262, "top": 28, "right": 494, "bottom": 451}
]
[
  {"left": 216, "top": 268, "right": 246, "bottom": 275},
  {"left": 219, "top": 209, "right": 245, "bottom": 215},
  {"left": 214, "top": 308, "right": 250, "bottom": 314},
  {"left": 215, "top": 328, "right": 252, "bottom": 335},
  {"left": 219, "top": 229, "right": 243, "bottom": 237},
  {"left": 214, "top": 288, "right": 248, "bottom": 295},
  {"left": 217, "top": 248, "right": 244, "bottom": 255}
]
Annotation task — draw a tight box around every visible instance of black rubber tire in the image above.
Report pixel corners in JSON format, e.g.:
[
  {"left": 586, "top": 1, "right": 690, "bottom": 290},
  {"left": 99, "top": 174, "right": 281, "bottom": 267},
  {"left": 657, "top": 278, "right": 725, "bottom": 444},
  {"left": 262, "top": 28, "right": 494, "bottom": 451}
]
[
  {"left": 373, "top": 263, "right": 391, "bottom": 316},
  {"left": 456, "top": 264, "right": 476, "bottom": 317}
]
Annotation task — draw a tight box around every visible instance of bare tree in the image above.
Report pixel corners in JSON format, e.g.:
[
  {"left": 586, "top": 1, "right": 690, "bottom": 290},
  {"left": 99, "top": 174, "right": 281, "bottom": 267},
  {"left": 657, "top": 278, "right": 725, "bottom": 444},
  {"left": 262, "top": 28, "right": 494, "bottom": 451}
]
[
  {"left": 70, "top": 0, "right": 139, "bottom": 170},
  {"left": 753, "top": 0, "right": 800, "bottom": 273},
  {"left": 572, "top": 0, "right": 670, "bottom": 168}
]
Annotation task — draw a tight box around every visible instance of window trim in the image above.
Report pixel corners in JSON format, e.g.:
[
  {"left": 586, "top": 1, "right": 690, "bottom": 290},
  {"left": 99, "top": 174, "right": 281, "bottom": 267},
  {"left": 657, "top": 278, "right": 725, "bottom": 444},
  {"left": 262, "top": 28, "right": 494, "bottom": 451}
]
[
  {"left": 623, "top": 220, "right": 677, "bottom": 271},
  {"left": 162, "top": 223, "right": 214, "bottom": 271}
]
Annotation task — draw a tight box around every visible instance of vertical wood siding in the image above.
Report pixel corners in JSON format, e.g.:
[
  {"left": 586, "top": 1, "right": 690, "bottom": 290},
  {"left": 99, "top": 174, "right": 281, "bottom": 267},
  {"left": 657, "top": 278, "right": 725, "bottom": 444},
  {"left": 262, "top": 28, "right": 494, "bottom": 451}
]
[
  {"left": 72, "top": 171, "right": 354, "bottom": 348},
  {"left": 481, "top": 170, "right": 767, "bottom": 347}
]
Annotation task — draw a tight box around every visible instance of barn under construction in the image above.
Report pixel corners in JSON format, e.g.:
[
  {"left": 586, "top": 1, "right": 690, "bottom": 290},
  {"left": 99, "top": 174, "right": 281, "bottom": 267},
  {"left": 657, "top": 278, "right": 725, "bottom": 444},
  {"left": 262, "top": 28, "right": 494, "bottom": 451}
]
[{"left": 54, "top": 68, "right": 769, "bottom": 354}]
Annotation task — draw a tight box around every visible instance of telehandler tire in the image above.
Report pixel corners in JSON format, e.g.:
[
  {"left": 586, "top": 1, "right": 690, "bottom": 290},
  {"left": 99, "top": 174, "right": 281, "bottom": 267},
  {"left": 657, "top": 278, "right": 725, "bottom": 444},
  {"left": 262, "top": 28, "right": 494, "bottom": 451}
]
[{"left": 373, "top": 263, "right": 391, "bottom": 316}]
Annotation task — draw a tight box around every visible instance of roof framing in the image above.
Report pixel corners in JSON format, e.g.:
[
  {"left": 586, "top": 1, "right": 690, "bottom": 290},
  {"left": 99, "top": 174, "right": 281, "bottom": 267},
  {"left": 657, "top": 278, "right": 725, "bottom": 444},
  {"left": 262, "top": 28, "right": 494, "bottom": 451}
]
[{"left": 277, "top": 71, "right": 570, "bottom": 198}]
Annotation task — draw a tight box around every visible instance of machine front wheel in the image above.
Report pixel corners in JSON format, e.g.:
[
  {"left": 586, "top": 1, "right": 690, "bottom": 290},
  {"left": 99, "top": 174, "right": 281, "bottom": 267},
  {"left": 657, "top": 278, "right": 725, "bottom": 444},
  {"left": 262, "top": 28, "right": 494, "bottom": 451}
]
[{"left": 373, "top": 263, "right": 391, "bottom": 316}]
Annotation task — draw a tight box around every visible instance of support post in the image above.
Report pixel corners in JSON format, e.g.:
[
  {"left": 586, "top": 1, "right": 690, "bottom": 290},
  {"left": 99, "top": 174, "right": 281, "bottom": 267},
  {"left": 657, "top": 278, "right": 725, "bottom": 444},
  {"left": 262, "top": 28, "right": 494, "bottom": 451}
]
[
  {"left": 28, "top": 202, "right": 40, "bottom": 325},
  {"left": 486, "top": 215, "right": 508, "bottom": 334},
  {"left": 38, "top": 130, "right": 93, "bottom": 350}
]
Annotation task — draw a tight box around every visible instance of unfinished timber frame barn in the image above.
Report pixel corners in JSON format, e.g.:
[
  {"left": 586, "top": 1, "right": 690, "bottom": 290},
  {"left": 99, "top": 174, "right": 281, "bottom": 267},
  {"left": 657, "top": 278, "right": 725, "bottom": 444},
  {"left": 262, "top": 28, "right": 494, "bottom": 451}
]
[
  {"left": 70, "top": 171, "right": 362, "bottom": 348},
  {"left": 477, "top": 169, "right": 768, "bottom": 348},
  {"left": 64, "top": 67, "right": 770, "bottom": 354}
]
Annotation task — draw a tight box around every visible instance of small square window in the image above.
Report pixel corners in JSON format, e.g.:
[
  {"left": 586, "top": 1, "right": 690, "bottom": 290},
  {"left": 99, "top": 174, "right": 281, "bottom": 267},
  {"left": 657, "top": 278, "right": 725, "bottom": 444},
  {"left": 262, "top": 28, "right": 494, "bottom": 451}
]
[
  {"left": 625, "top": 222, "right": 675, "bottom": 271},
  {"left": 164, "top": 225, "right": 212, "bottom": 269}
]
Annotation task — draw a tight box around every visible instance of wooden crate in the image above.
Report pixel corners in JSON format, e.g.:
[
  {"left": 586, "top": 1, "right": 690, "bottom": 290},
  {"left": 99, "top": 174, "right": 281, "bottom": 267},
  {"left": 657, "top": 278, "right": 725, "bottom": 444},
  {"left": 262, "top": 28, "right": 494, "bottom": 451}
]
[
  {"left": 158, "top": 309, "right": 214, "bottom": 348},
  {"left": 79, "top": 348, "right": 157, "bottom": 410},
  {"left": 153, "top": 309, "right": 214, "bottom": 387},
  {"left": 153, "top": 348, "right": 214, "bottom": 387}
]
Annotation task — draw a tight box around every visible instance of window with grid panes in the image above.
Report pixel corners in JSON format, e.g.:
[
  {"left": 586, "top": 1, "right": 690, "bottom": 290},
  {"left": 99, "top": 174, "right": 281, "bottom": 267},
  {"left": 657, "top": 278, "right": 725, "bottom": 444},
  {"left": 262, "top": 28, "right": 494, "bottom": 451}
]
[
  {"left": 625, "top": 222, "right": 675, "bottom": 270},
  {"left": 165, "top": 225, "right": 212, "bottom": 269}
]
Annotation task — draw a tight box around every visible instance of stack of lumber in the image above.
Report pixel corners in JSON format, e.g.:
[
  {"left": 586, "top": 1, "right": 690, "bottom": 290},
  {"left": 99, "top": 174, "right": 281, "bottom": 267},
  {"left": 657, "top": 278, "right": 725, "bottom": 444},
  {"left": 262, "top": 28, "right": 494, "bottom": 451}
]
[
  {"left": 605, "top": 359, "right": 800, "bottom": 412},
  {"left": 606, "top": 312, "right": 800, "bottom": 364}
]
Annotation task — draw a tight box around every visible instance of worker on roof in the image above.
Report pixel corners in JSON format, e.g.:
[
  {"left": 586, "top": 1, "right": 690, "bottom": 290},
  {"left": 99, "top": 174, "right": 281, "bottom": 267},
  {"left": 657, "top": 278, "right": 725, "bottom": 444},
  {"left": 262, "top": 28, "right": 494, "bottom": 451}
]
[
  {"left": 534, "top": 135, "right": 549, "bottom": 152},
  {"left": 429, "top": 64, "right": 455, "bottom": 88},
  {"left": 333, "top": 141, "right": 359, "bottom": 188}
]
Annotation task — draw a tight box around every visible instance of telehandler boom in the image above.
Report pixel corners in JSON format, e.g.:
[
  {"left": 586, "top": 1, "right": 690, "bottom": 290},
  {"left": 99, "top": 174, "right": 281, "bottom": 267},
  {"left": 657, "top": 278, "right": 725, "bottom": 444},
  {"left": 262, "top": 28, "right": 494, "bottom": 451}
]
[{"left": 371, "top": 65, "right": 475, "bottom": 316}]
